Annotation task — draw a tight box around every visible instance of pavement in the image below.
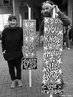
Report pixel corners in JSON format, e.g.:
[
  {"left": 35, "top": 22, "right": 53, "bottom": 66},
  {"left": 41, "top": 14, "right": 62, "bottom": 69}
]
[{"left": 0, "top": 43, "right": 73, "bottom": 97}]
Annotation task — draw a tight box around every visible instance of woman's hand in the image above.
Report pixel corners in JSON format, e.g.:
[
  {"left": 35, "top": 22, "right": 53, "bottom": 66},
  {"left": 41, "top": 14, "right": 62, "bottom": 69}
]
[
  {"left": 55, "top": 5, "right": 60, "bottom": 13},
  {"left": 3, "top": 50, "right": 6, "bottom": 54}
]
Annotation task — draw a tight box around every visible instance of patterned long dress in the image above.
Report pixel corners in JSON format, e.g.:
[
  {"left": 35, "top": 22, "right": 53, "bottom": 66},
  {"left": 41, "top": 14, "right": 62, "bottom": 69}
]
[{"left": 42, "top": 17, "right": 63, "bottom": 94}]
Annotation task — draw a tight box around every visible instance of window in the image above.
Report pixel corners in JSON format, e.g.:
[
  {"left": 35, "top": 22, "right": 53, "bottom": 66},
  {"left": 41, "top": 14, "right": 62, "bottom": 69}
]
[
  {"left": 3, "top": 0, "right": 10, "bottom": 6},
  {"left": 0, "top": 14, "right": 10, "bottom": 33}
]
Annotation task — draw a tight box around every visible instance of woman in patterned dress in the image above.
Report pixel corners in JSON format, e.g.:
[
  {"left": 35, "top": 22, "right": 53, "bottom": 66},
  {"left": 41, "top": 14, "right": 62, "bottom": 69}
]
[{"left": 39, "top": 0, "right": 71, "bottom": 95}]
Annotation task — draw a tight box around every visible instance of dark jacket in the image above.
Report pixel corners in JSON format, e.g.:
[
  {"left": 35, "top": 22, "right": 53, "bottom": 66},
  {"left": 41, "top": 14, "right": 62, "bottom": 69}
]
[
  {"left": 2, "top": 26, "right": 23, "bottom": 61},
  {"left": 39, "top": 11, "right": 71, "bottom": 36}
]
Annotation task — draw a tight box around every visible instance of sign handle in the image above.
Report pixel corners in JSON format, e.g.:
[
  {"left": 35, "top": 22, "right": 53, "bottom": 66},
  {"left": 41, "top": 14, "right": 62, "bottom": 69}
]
[
  {"left": 28, "top": 7, "right": 32, "bottom": 87},
  {"left": 52, "top": 7, "right": 56, "bottom": 18}
]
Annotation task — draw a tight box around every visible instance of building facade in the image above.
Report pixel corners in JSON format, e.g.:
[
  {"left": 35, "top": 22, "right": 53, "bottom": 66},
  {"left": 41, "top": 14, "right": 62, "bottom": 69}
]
[{"left": 0, "top": 0, "right": 73, "bottom": 31}]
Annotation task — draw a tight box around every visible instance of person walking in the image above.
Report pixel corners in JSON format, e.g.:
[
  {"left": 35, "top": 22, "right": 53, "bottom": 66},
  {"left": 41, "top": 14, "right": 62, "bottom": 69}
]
[{"left": 1, "top": 15, "right": 23, "bottom": 88}]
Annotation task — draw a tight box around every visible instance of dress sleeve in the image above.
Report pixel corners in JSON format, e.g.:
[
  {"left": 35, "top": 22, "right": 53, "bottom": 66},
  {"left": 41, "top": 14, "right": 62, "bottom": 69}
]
[{"left": 58, "top": 11, "right": 71, "bottom": 26}]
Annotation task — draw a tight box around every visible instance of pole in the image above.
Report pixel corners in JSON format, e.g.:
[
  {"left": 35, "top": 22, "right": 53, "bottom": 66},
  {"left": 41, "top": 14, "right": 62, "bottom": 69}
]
[
  {"left": 28, "top": 7, "right": 31, "bottom": 20},
  {"left": 29, "top": 69, "right": 32, "bottom": 87},
  {"left": 19, "top": 14, "right": 22, "bottom": 27},
  {"left": 28, "top": 7, "right": 32, "bottom": 87},
  {"left": 52, "top": 7, "right": 55, "bottom": 18},
  {"left": 49, "top": 6, "right": 56, "bottom": 97},
  {"left": 50, "top": 93, "right": 53, "bottom": 97},
  {"left": 13, "top": 0, "right": 15, "bottom": 15}
]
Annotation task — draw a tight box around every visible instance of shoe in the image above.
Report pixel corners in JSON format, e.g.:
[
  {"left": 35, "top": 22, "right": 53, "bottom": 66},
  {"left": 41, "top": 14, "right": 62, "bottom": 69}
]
[
  {"left": 11, "top": 81, "right": 15, "bottom": 88},
  {"left": 68, "top": 48, "right": 70, "bottom": 50},
  {"left": 17, "top": 80, "right": 22, "bottom": 87}
]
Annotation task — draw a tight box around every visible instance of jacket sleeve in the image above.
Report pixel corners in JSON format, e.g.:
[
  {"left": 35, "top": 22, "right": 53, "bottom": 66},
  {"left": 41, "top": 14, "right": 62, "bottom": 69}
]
[
  {"left": 1, "top": 30, "right": 6, "bottom": 52},
  {"left": 58, "top": 11, "right": 71, "bottom": 26},
  {"left": 39, "top": 20, "right": 44, "bottom": 36}
]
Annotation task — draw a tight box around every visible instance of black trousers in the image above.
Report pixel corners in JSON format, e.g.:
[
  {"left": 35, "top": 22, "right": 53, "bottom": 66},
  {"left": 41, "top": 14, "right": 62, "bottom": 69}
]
[{"left": 7, "top": 58, "right": 22, "bottom": 81}]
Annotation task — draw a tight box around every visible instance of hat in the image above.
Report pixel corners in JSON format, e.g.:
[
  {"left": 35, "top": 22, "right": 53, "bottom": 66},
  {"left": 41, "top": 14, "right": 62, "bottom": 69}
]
[{"left": 8, "top": 15, "right": 17, "bottom": 21}]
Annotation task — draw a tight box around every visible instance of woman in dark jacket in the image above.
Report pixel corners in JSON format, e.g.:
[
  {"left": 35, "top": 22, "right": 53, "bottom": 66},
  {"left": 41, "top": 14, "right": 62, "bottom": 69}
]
[{"left": 1, "top": 15, "right": 23, "bottom": 88}]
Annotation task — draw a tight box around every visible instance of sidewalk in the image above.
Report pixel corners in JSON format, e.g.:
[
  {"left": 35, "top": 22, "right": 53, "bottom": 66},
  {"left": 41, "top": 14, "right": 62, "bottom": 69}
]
[
  {"left": 0, "top": 46, "right": 46, "bottom": 97},
  {"left": 0, "top": 45, "right": 73, "bottom": 97}
]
